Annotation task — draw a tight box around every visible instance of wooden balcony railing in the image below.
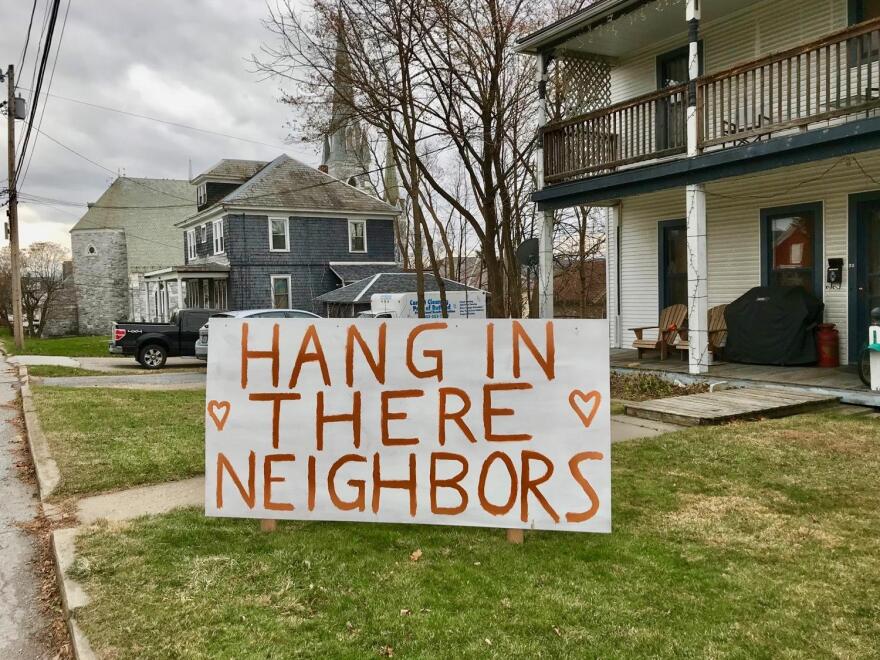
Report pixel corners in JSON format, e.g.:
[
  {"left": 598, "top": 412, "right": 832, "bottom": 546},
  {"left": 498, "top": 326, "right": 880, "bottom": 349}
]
[
  {"left": 542, "top": 84, "right": 687, "bottom": 185},
  {"left": 699, "top": 16, "right": 880, "bottom": 147},
  {"left": 542, "top": 17, "right": 880, "bottom": 187}
]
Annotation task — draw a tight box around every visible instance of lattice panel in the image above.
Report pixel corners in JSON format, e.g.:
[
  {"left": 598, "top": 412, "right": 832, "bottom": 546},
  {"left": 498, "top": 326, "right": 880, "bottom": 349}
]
[{"left": 547, "top": 53, "right": 611, "bottom": 121}]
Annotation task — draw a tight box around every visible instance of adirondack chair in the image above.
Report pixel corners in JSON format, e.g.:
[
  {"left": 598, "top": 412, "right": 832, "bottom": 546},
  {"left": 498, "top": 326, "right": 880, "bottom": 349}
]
[
  {"left": 675, "top": 304, "right": 728, "bottom": 359},
  {"left": 630, "top": 304, "right": 687, "bottom": 360}
]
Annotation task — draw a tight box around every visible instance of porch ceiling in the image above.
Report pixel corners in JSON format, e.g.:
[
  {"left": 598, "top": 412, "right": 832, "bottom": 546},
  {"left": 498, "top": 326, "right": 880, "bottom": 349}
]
[{"left": 519, "top": 0, "right": 764, "bottom": 57}]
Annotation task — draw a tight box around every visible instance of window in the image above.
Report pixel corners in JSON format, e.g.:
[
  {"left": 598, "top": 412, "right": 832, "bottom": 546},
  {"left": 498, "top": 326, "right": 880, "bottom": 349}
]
[
  {"left": 87, "top": 245, "right": 96, "bottom": 256},
  {"left": 186, "top": 229, "right": 197, "bottom": 260},
  {"left": 197, "top": 184, "right": 207, "bottom": 207},
  {"left": 851, "top": 0, "right": 880, "bottom": 23},
  {"left": 268, "top": 217, "right": 289, "bottom": 252},
  {"left": 271, "top": 275, "right": 291, "bottom": 309},
  {"left": 659, "top": 219, "right": 687, "bottom": 309},
  {"left": 348, "top": 219, "right": 367, "bottom": 253},
  {"left": 214, "top": 280, "right": 228, "bottom": 310},
  {"left": 761, "top": 203, "right": 823, "bottom": 297},
  {"left": 212, "top": 219, "right": 225, "bottom": 254},
  {"left": 200, "top": 224, "right": 208, "bottom": 243}
]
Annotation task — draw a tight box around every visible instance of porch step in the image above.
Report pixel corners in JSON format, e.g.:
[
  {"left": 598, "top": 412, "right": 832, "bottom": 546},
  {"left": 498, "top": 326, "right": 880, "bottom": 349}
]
[{"left": 624, "top": 387, "right": 840, "bottom": 427}]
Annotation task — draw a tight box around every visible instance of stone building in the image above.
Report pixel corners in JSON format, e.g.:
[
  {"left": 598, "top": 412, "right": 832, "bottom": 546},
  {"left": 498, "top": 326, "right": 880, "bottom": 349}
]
[{"left": 70, "top": 177, "right": 195, "bottom": 334}]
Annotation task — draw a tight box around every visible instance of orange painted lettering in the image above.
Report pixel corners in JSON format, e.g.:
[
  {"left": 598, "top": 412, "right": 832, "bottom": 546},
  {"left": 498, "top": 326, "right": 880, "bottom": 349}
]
[
  {"left": 477, "top": 451, "right": 518, "bottom": 516},
  {"left": 406, "top": 323, "right": 447, "bottom": 380},
  {"left": 520, "top": 450, "right": 559, "bottom": 523},
  {"left": 430, "top": 452, "right": 469, "bottom": 515},
  {"left": 371, "top": 452, "right": 417, "bottom": 516},
  {"left": 248, "top": 392, "right": 301, "bottom": 449},
  {"left": 346, "top": 323, "right": 386, "bottom": 386},
  {"left": 241, "top": 322, "right": 279, "bottom": 388},
  {"left": 381, "top": 389, "right": 424, "bottom": 446},
  {"left": 263, "top": 453, "right": 295, "bottom": 511},
  {"left": 288, "top": 324, "right": 331, "bottom": 388},
  {"left": 328, "top": 454, "right": 368, "bottom": 512},
  {"left": 483, "top": 382, "right": 533, "bottom": 442},
  {"left": 438, "top": 387, "right": 476, "bottom": 445},
  {"left": 316, "top": 391, "right": 362, "bottom": 450},
  {"left": 512, "top": 320, "right": 555, "bottom": 380},
  {"left": 565, "top": 451, "right": 603, "bottom": 523},
  {"left": 216, "top": 451, "right": 255, "bottom": 509}
]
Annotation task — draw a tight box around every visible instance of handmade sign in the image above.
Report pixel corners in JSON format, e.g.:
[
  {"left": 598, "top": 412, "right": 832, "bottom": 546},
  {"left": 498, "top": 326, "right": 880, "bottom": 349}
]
[{"left": 204, "top": 319, "right": 611, "bottom": 533}]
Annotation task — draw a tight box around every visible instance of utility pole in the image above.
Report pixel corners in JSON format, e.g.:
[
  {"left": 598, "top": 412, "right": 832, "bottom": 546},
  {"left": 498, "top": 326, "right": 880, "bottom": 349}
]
[{"left": 5, "top": 65, "right": 25, "bottom": 350}]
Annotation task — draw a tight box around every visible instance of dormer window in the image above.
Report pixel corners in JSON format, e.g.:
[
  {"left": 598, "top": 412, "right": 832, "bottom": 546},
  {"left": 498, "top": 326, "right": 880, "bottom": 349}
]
[{"left": 197, "top": 183, "right": 207, "bottom": 207}]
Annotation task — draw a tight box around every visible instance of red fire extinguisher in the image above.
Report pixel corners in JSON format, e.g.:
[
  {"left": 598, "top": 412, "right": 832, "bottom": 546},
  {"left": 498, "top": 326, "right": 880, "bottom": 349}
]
[{"left": 816, "top": 323, "right": 840, "bottom": 368}]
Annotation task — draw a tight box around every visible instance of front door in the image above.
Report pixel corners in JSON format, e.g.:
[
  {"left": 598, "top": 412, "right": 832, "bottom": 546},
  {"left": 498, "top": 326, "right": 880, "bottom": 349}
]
[
  {"left": 659, "top": 219, "right": 687, "bottom": 310},
  {"left": 656, "top": 47, "right": 689, "bottom": 151},
  {"left": 850, "top": 194, "right": 880, "bottom": 362}
]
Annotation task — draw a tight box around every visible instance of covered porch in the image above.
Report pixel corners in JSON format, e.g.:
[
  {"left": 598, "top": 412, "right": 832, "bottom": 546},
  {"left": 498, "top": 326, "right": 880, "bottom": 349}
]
[
  {"left": 143, "top": 265, "right": 230, "bottom": 322},
  {"left": 611, "top": 349, "right": 876, "bottom": 407}
]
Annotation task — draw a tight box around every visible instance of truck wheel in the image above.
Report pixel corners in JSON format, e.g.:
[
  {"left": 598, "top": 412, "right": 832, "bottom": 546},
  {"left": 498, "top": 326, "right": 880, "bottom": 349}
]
[{"left": 139, "top": 344, "right": 167, "bottom": 369}]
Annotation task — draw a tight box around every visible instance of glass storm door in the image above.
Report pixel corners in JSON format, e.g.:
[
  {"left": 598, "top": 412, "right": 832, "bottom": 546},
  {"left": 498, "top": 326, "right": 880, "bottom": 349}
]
[
  {"left": 660, "top": 220, "right": 687, "bottom": 309},
  {"left": 656, "top": 47, "right": 689, "bottom": 151},
  {"left": 853, "top": 198, "right": 880, "bottom": 360}
]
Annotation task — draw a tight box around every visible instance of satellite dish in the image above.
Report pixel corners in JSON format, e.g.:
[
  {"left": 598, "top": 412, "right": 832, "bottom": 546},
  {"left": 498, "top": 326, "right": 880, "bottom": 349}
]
[{"left": 515, "top": 238, "right": 539, "bottom": 269}]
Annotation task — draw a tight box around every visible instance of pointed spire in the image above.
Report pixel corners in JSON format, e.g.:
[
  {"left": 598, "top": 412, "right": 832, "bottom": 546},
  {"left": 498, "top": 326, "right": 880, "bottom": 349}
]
[{"left": 383, "top": 140, "right": 400, "bottom": 207}]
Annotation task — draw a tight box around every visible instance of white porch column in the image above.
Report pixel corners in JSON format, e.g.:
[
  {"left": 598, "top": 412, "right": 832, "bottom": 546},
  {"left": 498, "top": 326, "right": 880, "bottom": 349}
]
[
  {"left": 605, "top": 205, "right": 621, "bottom": 348},
  {"left": 685, "top": 0, "right": 709, "bottom": 375},
  {"left": 176, "top": 275, "right": 185, "bottom": 311},
  {"left": 536, "top": 50, "right": 555, "bottom": 319}
]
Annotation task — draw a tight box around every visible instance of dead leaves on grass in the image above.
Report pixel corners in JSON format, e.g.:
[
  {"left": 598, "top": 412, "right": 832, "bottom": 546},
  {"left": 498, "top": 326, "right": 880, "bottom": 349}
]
[
  {"left": 409, "top": 548, "right": 422, "bottom": 562},
  {"left": 667, "top": 494, "right": 843, "bottom": 553}
]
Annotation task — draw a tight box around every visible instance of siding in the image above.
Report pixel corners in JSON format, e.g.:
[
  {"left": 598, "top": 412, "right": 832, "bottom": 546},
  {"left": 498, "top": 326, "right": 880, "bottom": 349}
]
[
  {"left": 615, "top": 148, "right": 880, "bottom": 363},
  {"left": 610, "top": 0, "right": 847, "bottom": 103},
  {"left": 223, "top": 213, "right": 396, "bottom": 313}
]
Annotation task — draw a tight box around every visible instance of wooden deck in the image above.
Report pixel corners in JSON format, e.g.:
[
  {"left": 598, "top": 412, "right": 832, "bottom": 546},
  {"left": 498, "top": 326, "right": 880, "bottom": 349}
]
[
  {"left": 625, "top": 387, "right": 840, "bottom": 426},
  {"left": 610, "top": 349, "right": 878, "bottom": 407}
]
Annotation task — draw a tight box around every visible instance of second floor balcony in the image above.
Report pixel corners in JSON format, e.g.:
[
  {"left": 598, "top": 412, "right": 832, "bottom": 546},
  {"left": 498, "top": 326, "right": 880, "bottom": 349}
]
[{"left": 525, "top": 1, "right": 880, "bottom": 194}]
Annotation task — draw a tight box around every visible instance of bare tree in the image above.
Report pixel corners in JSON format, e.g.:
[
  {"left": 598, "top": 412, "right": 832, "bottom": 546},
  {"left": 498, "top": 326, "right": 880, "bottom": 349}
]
[{"left": 20, "top": 242, "right": 68, "bottom": 337}]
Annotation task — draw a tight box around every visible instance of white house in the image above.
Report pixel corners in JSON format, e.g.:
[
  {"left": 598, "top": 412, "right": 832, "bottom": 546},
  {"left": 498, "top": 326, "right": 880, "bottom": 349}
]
[{"left": 519, "top": 0, "right": 880, "bottom": 377}]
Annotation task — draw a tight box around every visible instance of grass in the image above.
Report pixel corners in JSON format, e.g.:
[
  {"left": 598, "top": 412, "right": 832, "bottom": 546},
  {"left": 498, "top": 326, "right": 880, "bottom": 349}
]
[
  {"left": 32, "top": 386, "right": 205, "bottom": 496},
  {"left": 71, "top": 412, "right": 880, "bottom": 658},
  {"left": 611, "top": 372, "right": 709, "bottom": 402},
  {"left": 0, "top": 328, "right": 114, "bottom": 358}
]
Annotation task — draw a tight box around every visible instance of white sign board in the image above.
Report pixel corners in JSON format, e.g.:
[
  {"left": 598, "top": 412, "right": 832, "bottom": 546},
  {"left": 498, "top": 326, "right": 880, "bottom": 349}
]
[{"left": 204, "top": 319, "right": 611, "bottom": 533}]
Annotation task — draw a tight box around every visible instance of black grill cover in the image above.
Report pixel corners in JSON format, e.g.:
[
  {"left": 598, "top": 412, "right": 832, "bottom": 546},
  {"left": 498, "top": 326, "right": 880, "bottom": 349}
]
[{"left": 724, "top": 287, "right": 824, "bottom": 366}]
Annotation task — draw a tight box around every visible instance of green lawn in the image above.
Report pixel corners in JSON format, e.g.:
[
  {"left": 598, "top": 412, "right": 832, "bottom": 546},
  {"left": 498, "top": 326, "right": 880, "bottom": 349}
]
[
  {"left": 0, "top": 329, "right": 114, "bottom": 358},
  {"left": 32, "top": 387, "right": 205, "bottom": 496},
  {"left": 71, "top": 413, "right": 880, "bottom": 658}
]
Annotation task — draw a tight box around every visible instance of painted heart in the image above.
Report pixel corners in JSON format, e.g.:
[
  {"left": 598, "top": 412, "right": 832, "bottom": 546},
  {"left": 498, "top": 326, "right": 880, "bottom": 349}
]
[
  {"left": 207, "top": 400, "right": 231, "bottom": 431},
  {"left": 568, "top": 390, "right": 602, "bottom": 429}
]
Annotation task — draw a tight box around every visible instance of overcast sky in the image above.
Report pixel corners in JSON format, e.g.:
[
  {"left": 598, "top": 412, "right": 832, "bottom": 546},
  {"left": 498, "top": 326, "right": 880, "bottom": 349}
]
[{"left": 2, "top": 0, "right": 316, "bottom": 249}]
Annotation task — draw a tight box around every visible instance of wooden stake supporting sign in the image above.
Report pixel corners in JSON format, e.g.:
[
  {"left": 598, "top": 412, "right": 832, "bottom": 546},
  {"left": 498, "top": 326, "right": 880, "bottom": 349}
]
[{"left": 205, "top": 319, "right": 612, "bottom": 537}]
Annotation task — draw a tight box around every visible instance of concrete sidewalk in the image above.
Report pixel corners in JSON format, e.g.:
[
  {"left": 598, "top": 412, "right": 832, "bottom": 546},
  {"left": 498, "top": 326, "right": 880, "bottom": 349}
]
[
  {"left": 39, "top": 371, "right": 206, "bottom": 390},
  {"left": 8, "top": 354, "right": 205, "bottom": 373},
  {"left": 0, "top": 358, "right": 50, "bottom": 658}
]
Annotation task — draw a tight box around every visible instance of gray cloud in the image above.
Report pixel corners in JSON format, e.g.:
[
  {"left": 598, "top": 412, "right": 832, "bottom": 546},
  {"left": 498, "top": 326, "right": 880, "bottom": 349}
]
[{"left": 2, "top": 0, "right": 316, "bottom": 247}]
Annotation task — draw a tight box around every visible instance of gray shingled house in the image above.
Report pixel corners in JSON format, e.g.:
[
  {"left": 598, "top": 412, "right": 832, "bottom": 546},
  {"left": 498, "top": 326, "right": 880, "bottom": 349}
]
[
  {"left": 70, "top": 177, "right": 196, "bottom": 333},
  {"left": 150, "top": 155, "right": 400, "bottom": 315}
]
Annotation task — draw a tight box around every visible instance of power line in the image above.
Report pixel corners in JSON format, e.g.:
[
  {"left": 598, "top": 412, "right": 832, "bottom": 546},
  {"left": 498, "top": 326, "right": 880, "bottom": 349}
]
[
  {"left": 16, "top": 87, "right": 290, "bottom": 151},
  {"left": 15, "top": 0, "right": 62, "bottom": 187},
  {"left": 15, "top": 0, "right": 40, "bottom": 80},
  {"left": 18, "top": 0, "right": 70, "bottom": 191}
]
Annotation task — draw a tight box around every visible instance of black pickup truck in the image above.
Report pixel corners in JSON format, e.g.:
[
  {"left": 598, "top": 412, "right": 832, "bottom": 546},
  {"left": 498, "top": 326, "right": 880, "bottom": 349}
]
[{"left": 109, "top": 309, "right": 224, "bottom": 369}]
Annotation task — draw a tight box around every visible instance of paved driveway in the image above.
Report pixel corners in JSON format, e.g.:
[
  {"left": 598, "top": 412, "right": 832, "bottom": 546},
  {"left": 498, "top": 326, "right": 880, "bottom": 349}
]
[{"left": 37, "top": 371, "right": 206, "bottom": 390}]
